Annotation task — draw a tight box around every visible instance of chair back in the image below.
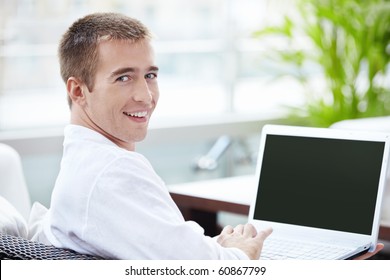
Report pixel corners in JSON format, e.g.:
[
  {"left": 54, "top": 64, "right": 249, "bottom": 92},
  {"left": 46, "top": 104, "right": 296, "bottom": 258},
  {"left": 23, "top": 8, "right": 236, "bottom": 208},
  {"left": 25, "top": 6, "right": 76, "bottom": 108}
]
[
  {"left": 0, "top": 144, "right": 31, "bottom": 219},
  {"left": 0, "top": 233, "right": 103, "bottom": 260}
]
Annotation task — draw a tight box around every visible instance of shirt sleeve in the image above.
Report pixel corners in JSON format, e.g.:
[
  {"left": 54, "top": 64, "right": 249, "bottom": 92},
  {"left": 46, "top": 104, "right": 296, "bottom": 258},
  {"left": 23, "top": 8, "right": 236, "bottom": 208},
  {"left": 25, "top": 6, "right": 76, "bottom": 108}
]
[{"left": 82, "top": 155, "right": 249, "bottom": 260}]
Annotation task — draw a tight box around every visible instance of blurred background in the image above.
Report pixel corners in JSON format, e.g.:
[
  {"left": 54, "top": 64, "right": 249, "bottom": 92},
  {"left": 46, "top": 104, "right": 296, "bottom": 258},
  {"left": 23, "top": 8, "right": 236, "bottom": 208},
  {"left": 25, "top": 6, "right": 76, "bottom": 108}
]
[
  {"left": 0, "top": 0, "right": 389, "bottom": 214},
  {"left": 0, "top": 0, "right": 299, "bottom": 206}
]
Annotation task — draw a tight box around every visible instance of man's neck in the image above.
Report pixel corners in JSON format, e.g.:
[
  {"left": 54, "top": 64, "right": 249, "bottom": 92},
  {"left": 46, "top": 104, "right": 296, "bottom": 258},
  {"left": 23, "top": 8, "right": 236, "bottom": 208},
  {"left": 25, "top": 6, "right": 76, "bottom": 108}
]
[{"left": 70, "top": 113, "right": 136, "bottom": 151}]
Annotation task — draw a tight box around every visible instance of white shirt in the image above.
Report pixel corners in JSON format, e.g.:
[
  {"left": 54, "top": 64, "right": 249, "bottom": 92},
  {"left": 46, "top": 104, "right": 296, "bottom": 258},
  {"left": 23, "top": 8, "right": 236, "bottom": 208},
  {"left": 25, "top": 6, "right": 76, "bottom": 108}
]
[{"left": 43, "top": 125, "right": 248, "bottom": 259}]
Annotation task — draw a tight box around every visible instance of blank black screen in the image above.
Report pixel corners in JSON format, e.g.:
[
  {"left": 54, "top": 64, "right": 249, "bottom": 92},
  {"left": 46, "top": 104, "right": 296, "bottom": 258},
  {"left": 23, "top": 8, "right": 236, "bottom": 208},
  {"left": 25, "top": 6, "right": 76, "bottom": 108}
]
[{"left": 253, "top": 134, "right": 385, "bottom": 235}]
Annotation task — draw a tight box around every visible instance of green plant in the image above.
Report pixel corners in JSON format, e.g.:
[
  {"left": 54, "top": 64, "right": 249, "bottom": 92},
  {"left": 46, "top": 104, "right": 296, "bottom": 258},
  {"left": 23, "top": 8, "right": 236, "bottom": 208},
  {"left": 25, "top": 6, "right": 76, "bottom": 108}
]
[{"left": 254, "top": 0, "right": 390, "bottom": 127}]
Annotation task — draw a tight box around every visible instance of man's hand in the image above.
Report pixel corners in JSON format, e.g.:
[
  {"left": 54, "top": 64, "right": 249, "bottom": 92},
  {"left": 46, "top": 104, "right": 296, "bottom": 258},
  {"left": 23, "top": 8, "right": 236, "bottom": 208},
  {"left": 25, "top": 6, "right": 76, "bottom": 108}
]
[{"left": 217, "top": 224, "right": 273, "bottom": 260}]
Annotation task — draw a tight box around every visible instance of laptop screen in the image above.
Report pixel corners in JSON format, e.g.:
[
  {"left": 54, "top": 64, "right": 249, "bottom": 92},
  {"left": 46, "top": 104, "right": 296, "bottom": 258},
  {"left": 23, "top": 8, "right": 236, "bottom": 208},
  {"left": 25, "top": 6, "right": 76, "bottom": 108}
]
[{"left": 253, "top": 134, "right": 385, "bottom": 235}]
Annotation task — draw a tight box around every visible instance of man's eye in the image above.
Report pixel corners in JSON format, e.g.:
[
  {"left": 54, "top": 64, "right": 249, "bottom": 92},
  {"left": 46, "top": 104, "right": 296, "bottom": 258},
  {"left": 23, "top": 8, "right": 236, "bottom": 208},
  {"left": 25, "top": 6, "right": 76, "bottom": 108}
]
[
  {"left": 117, "top": 76, "right": 130, "bottom": 82},
  {"left": 145, "top": 73, "right": 157, "bottom": 79}
]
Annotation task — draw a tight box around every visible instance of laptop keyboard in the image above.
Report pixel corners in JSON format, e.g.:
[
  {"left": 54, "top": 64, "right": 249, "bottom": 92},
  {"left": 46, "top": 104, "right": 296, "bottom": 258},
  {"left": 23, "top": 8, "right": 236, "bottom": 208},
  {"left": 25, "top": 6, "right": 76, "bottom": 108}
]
[{"left": 260, "top": 237, "right": 352, "bottom": 260}]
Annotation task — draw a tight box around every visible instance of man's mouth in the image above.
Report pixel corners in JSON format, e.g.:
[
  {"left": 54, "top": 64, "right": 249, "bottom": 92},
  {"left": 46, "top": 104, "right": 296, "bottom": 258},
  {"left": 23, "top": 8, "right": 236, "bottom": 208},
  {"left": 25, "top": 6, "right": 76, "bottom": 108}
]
[{"left": 123, "top": 111, "right": 148, "bottom": 118}]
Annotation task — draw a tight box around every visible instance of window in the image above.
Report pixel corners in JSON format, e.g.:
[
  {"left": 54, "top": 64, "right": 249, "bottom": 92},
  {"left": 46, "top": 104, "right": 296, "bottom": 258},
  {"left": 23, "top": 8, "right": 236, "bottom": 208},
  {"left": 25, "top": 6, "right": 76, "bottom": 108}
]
[{"left": 0, "top": 0, "right": 304, "bottom": 130}]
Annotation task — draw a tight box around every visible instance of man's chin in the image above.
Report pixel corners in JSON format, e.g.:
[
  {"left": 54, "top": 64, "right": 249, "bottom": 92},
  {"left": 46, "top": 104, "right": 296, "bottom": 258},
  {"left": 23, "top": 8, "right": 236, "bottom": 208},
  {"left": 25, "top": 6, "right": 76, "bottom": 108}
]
[{"left": 131, "top": 132, "right": 148, "bottom": 143}]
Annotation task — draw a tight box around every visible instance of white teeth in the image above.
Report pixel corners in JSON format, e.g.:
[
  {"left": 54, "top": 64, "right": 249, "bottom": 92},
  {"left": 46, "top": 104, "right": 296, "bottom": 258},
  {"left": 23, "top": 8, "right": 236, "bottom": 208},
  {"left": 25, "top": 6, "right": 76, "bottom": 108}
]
[{"left": 124, "top": 111, "right": 147, "bottom": 117}]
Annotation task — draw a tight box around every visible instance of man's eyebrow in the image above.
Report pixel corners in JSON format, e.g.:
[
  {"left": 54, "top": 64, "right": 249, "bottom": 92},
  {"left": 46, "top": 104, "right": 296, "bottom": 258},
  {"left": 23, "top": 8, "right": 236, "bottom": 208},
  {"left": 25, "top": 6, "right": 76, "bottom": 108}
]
[
  {"left": 109, "top": 66, "right": 159, "bottom": 78},
  {"left": 149, "top": 66, "right": 159, "bottom": 72},
  {"left": 109, "top": 67, "right": 135, "bottom": 78}
]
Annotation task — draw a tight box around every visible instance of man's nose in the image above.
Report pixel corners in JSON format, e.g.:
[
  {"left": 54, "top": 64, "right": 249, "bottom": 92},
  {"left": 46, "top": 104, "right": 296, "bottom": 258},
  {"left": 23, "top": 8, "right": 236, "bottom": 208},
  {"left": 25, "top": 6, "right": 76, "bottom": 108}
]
[{"left": 133, "top": 79, "right": 153, "bottom": 103}]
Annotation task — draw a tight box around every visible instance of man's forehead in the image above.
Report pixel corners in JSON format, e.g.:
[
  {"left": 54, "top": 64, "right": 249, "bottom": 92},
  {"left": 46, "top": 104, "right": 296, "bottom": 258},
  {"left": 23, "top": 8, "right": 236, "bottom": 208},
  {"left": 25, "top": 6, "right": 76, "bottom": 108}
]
[
  {"left": 98, "top": 39, "right": 154, "bottom": 61},
  {"left": 96, "top": 39, "right": 156, "bottom": 70}
]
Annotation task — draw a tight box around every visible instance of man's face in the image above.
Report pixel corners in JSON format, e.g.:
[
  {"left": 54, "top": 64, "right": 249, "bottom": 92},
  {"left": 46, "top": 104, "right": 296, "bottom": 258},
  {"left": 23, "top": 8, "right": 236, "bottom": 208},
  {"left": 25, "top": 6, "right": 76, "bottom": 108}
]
[{"left": 77, "top": 39, "right": 159, "bottom": 150}]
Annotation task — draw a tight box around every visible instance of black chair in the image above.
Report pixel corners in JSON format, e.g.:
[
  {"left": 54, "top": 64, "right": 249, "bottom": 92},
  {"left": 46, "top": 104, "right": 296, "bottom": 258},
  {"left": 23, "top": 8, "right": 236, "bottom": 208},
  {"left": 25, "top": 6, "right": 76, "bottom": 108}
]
[{"left": 0, "top": 233, "right": 103, "bottom": 260}]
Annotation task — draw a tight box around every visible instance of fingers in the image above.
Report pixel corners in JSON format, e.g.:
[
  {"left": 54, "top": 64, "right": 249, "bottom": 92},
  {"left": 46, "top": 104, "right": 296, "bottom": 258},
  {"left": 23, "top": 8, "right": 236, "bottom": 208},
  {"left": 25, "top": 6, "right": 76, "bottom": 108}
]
[
  {"left": 250, "top": 226, "right": 272, "bottom": 246},
  {"left": 243, "top": 223, "right": 257, "bottom": 238},
  {"left": 257, "top": 227, "right": 273, "bottom": 240},
  {"left": 217, "top": 223, "right": 272, "bottom": 260},
  {"left": 234, "top": 224, "right": 244, "bottom": 234},
  {"left": 220, "top": 225, "right": 234, "bottom": 235},
  {"left": 220, "top": 224, "right": 273, "bottom": 240},
  {"left": 221, "top": 224, "right": 248, "bottom": 236}
]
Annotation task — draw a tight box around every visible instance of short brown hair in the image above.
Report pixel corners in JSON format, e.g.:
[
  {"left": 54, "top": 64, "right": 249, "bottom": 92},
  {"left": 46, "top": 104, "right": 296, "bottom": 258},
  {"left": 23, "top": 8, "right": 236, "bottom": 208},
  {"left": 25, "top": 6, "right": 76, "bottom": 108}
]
[{"left": 59, "top": 12, "right": 152, "bottom": 107}]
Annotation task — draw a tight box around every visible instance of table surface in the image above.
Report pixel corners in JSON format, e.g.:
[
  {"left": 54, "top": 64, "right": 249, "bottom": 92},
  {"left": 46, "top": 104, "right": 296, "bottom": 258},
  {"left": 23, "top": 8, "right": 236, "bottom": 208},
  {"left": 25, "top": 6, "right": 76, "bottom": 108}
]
[
  {"left": 168, "top": 175, "right": 390, "bottom": 241},
  {"left": 168, "top": 175, "right": 256, "bottom": 205}
]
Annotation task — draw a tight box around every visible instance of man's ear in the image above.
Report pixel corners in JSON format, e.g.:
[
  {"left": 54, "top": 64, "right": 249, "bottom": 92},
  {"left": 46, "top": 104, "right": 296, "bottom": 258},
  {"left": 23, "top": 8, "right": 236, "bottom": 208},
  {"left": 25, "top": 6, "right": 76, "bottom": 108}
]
[{"left": 67, "top": 77, "right": 87, "bottom": 106}]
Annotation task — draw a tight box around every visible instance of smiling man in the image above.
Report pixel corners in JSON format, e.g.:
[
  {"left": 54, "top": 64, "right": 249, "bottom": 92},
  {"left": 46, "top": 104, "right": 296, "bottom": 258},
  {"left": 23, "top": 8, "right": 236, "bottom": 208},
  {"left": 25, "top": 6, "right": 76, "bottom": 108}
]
[{"left": 39, "top": 12, "right": 273, "bottom": 260}]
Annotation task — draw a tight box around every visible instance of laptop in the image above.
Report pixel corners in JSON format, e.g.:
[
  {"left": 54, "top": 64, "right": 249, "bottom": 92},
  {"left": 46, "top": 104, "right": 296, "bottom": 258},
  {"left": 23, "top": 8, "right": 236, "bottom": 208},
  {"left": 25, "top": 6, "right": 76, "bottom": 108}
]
[{"left": 248, "top": 124, "right": 390, "bottom": 260}]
